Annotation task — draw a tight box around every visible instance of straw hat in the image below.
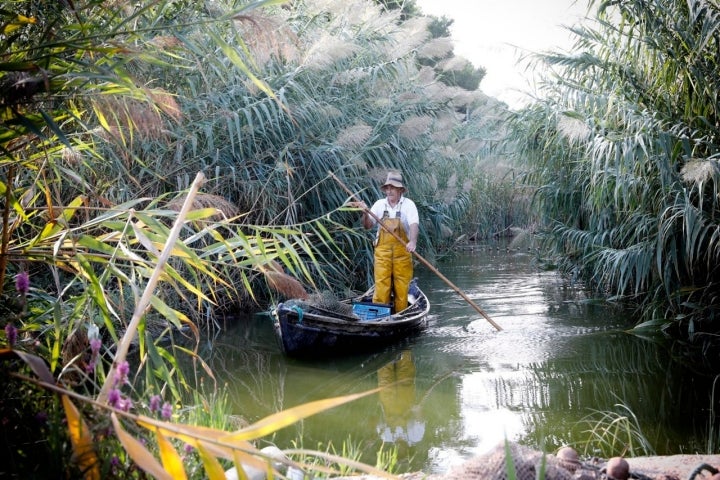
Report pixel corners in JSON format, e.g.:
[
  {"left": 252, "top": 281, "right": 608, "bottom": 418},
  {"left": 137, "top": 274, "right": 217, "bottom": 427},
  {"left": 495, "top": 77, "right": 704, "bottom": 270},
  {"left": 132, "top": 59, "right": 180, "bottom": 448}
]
[{"left": 381, "top": 171, "right": 405, "bottom": 190}]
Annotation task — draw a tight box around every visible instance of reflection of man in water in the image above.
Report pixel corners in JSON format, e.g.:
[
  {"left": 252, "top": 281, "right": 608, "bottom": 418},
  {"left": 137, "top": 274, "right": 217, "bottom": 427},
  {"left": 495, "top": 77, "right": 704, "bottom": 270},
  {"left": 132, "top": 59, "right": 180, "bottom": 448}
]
[{"left": 377, "top": 351, "right": 425, "bottom": 445}]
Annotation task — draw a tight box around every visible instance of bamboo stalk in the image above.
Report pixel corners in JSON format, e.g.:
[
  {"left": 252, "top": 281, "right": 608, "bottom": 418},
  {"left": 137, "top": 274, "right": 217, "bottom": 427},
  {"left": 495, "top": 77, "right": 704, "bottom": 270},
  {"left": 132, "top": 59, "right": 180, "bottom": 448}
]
[
  {"left": 98, "top": 172, "right": 207, "bottom": 403},
  {"left": 329, "top": 171, "right": 502, "bottom": 331}
]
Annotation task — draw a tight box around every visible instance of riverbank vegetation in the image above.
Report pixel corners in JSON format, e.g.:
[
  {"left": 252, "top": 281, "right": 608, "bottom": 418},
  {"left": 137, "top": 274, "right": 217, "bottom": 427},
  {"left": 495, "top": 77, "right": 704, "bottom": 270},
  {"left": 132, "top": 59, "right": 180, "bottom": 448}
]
[
  {"left": 504, "top": 0, "right": 720, "bottom": 352},
  {"left": 2, "top": 0, "right": 719, "bottom": 477}
]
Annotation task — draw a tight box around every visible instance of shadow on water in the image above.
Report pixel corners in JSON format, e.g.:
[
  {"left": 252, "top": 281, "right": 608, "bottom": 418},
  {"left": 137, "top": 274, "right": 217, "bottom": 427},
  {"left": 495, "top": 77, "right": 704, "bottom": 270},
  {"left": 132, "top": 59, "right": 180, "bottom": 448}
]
[{"left": 201, "top": 245, "right": 719, "bottom": 474}]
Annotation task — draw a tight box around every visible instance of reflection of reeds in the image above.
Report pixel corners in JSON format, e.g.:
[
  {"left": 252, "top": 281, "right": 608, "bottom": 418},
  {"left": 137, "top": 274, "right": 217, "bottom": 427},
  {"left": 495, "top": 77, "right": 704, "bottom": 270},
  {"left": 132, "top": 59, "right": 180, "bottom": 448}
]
[{"left": 518, "top": 333, "right": 715, "bottom": 454}]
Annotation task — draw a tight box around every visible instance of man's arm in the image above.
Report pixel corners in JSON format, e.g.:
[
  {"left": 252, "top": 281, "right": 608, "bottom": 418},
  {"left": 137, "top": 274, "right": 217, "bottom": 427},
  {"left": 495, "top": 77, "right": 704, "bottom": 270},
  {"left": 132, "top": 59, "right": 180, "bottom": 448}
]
[{"left": 406, "top": 223, "right": 419, "bottom": 252}]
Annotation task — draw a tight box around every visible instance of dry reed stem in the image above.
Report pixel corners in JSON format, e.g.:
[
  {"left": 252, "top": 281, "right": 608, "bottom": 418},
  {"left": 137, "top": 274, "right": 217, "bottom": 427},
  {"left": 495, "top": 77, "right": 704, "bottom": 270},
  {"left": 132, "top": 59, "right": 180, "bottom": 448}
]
[{"left": 97, "top": 172, "right": 206, "bottom": 404}]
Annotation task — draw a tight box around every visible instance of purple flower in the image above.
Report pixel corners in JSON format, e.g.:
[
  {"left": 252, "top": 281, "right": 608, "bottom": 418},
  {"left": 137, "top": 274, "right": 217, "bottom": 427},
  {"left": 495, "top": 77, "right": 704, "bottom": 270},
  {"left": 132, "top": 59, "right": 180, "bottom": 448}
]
[
  {"left": 85, "top": 359, "right": 96, "bottom": 373},
  {"left": 15, "top": 271, "right": 29, "bottom": 295},
  {"left": 161, "top": 402, "right": 172, "bottom": 420},
  {"left": 119, "top": 397, "right": 133, "bottom": 412},
  {"left": 5, "top": 323, "right": 17, "bottom": 346},
  {"left": 184, "top": 443, "right": 193, "bottom": 454},
  {"left": 149, "top": 395, "right": 161, "bottom": 414},
  {"left": 114, "top": 361, "right": 129, "bottom": 386},
  {"left": 108, "top": 388, "right": 121, "bottom": 408},
  {"left": 85, "top": 338, "right": 102, "bottom": 373}
]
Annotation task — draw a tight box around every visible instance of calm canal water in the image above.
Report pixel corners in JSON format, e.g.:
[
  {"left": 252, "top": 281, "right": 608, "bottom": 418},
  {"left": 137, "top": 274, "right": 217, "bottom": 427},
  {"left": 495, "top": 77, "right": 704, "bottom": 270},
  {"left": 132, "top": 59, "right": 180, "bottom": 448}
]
[{"left": 205, "top": 246, "right": 718, "bottom": 474}]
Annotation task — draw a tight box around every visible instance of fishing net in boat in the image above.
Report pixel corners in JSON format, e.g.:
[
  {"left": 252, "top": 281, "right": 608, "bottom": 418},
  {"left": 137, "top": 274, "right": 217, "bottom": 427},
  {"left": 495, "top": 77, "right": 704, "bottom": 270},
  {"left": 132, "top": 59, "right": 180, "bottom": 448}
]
[
  {"left": 282, "top": 290, "right": 358, "bottom": 318},
  {"left": 306, "top": 291, "right": 356, "bottom": 317}
]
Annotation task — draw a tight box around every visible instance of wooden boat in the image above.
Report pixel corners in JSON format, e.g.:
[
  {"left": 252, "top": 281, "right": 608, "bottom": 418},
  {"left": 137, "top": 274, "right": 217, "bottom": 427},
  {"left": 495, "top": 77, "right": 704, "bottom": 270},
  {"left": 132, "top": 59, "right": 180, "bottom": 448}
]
[{"left": 271, "top": 279, "right": 430, "bottom": 357}]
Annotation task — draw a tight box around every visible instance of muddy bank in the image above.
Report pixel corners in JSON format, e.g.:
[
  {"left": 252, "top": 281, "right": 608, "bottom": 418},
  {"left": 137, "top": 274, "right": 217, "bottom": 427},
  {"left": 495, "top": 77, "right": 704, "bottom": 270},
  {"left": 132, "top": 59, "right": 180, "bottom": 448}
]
[{"left": 338, "top": 443, "right": 720, "bottom": 480}]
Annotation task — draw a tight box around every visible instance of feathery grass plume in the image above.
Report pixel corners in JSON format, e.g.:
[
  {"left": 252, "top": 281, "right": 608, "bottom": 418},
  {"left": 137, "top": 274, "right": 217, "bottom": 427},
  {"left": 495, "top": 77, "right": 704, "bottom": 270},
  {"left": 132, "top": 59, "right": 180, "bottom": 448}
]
[
  {"left": 431, "top": 114, "right": 456, "bottom": 142},
  {"left": 92, "top": 96, "right": 167, "bottom": 142},
  {"left": 335, "top": 124, "right": 372, "bottom": 149},
  {"left": 396, "top": 92, "right": 422, "bottom": 104},
  {"left": 418, "top": 37, "right": 454, "bottom": 60},
  {"left": 149, "top": 35, "right": 181, "bottom": 49},
  {"left": 462, "top": 179, "right": 473, "bottom": 193},
  {"left": 166, "top": 193, "right": 239, "bottom": 221},
  {"left": 441, "top": 173, "right": 458, "bottom": 205},
  {"left": 61, "top": 146, "right": 82, "bottom": 166},
  {"left": 319, "top": 104, "right": 343, "bottom": 119},
  {"left": 418, "top": 66, "right": 436, "bottom": 85},
  {"left": 423, "top": 82, "right": 455, "bottom": 103},
  {"left": 367, "top": 167, "right": 390, "bottom": 186},
  {"left": 455, "top": 138, "right": 483, "bottom": 154},
  {"left": 146, "top": 88, "right": 182, "bottom": 124},
  {"left": 261, "top": 261, "right": 308, "bottom": 300},
  {"left": 681, "top": 158, "right": 719, "bottom": 184},
  {"left": 307, "top": 0, "right": 391, "bottom": 31},
  {"left": 236, "top": 12, "right": 301, "bottom": 67},
  {"left": 398, "top": 115, "right": 432, "bottom": 140},
  {"left": 387, "top": 16, "right": 431, "bottom": 58},
  {"left": 439, "top": 55, "right": 471, "bottom": 72},
  {"left": 302, "top": 32, "right": 360, "bottom": 70},
  {"left": 333, "top": 68, "right": 371, "bottom": 85},
  {"left": 448, "top": 87, "right": 477, "bottom": 108},
  {"left": 557, "top": 113, "right": 591, "bottom": 144},
  {"left": 431, "top": 145, "right": 459, "bottom": 162}
]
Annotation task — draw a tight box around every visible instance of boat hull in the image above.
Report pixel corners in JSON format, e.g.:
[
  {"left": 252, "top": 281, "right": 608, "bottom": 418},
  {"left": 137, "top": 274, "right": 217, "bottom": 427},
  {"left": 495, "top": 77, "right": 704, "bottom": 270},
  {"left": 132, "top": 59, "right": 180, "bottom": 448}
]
[{"left": 272, "top": 282, "right": 430, "bottom": 358}]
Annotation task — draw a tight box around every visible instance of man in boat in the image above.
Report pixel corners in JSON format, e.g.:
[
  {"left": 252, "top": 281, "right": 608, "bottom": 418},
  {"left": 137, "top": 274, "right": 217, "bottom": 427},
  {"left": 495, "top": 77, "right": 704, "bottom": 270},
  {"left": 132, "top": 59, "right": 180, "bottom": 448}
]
[{"left": 356, "top": 171, "right": 419, "bottom": 313}]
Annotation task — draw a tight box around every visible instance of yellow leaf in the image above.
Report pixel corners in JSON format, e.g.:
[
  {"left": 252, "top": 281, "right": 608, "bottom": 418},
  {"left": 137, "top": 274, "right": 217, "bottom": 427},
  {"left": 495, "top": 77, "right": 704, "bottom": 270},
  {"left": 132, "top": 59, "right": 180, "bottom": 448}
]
[
  {"left": 62, "top": 395, "right": 100, "bottom": 480},
  {"left": 136, "top": 415, "right": 255, "bottom": 460},
  {"left": 111, "top": 413, "right": 172, "bottom": 480},
  {"left": 61, "top": 195, "right": 87, "bottom": 223},
  {"left": 3, "top": 23, "right": 20, "bottom": 34},
  {"left": 17, "top": 14, "right": 37, "bottom": 24},
  {"left": 155, "top": 428, "right": 187, "bottom": 480},
  {"left": 195, "top": 441, "right": 227, "bottom": 480},
  {"left": 220, "top": 388, "right": 381, "bottom": 443},
  {"left": 233, "top": 450, "right": 274, "bottom": 480}
]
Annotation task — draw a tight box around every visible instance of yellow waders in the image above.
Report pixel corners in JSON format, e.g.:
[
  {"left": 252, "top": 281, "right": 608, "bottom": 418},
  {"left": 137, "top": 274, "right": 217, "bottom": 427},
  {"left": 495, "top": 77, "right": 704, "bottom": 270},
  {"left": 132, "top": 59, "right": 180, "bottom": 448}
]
[{"left": 373, "top": 213, "right": 413, "bottom": 312}]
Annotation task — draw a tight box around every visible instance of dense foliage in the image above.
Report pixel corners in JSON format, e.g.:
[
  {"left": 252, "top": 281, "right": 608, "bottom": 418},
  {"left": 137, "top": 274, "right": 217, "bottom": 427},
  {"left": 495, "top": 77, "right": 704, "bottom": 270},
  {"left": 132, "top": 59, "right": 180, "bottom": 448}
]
[
  {"left": 507, "top": 0, "right": 720, "bottom": 343},
  {"left": 1, "top": 0, "right": 504, "bottom": 476}
]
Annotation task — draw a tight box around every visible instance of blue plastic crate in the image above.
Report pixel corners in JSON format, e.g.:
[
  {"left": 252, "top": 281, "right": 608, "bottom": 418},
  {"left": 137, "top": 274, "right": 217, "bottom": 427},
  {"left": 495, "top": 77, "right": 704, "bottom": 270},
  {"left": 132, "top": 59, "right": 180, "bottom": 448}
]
[{"left": 352, "top": 302, "right": 391, "bottom": 321}]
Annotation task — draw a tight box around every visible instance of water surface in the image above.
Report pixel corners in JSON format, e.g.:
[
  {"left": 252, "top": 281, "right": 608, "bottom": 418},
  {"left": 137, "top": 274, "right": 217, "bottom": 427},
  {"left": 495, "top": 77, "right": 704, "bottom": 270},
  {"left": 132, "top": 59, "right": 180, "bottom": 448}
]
[{"left": 206, "top": 246, "right": 717, "bottom": 474}]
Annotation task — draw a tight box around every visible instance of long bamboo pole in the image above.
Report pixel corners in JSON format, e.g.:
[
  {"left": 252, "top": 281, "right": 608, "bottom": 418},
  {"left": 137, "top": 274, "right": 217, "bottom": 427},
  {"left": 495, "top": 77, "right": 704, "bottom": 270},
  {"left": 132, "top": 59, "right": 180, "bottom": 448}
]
[{"left": 329, "top": 171, "right": 502, "bottom": 331}]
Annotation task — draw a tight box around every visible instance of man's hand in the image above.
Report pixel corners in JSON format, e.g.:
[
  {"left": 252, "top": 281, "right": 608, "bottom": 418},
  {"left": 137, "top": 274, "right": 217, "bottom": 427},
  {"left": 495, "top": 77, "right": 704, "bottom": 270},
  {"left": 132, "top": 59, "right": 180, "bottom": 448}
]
[{"left": 347, "top": 200, "right": 368, "bottom": 210}]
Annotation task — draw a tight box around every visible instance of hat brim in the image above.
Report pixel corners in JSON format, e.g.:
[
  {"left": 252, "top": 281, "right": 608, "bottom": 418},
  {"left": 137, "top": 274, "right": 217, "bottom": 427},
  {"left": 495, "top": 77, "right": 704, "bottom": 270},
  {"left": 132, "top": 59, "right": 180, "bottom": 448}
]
[{"left": 382, "top": 181, "right": 405, "bottom": 189}]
